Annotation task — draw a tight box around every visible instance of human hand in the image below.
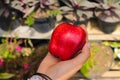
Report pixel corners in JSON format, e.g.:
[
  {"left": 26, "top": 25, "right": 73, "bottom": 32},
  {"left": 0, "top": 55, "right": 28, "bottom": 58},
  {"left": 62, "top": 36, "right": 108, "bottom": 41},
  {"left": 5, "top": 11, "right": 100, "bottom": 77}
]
[{"left": 37, "top": 25, "right": 90, "bottom": 80}]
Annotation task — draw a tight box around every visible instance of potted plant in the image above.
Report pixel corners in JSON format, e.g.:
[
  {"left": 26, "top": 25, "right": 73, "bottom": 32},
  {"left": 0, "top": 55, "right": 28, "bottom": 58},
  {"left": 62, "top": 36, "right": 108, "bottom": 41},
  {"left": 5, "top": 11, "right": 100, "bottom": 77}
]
[
  {"left": 0, "top": 37, "right": 33, "bottom": 80},
  {"left": 94, "top": 0, "right": 120, "bottom": 34},
  {"left": 32, "top": 1, "right": 61, "bottom": 33},
  {"left": 0, "top": 0, "right": 23, "bottom": 32},
  {"left": 8, "top": 0, "right": 61, "bottom": 33},
  {"left": 0, "top": 37, "right": 49, "bottom": 80},
  {"left": 69, "top": 42, "right": 113, "bottom": 80},
  {"left": 58, "top": 0, "right": 97, "bottom": 25}
]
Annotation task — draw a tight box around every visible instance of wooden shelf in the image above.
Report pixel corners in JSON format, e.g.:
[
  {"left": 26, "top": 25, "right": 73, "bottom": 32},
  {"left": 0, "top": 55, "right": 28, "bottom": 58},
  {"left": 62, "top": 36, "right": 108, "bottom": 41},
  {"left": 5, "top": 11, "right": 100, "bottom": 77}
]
[
  {"left": 88, "top": 34, "right": 120, "bottom": 41},
  {"left": 0, "top": 26, "right": 53, "bottom": 39},
  {"left": 0, "top": 26, "right": 120, "bottom": 41},
  {"left": 70, "top": 60, "right": 120, "bottom": 80}
]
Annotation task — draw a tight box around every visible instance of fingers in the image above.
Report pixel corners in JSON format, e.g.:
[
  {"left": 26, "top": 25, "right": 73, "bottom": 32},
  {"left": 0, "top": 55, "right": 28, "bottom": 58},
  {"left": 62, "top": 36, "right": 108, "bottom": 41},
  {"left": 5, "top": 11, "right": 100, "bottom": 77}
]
[
  {"left": 71, "top": 42, "right": 90, "bottom": 65},
  {"left": 72, "top": 24, "right": 90, "bottom": 64},
  {"left": 81, "top": 41, "right": 91, "bottom": 58},
  {"left": 37, "top": 52, "right": 60, "bottom": 73}
]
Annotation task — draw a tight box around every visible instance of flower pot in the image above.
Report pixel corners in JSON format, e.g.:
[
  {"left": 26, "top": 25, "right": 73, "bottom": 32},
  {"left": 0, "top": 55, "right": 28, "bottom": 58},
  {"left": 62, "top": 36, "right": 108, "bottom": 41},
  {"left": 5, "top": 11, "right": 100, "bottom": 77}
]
[
  {"left": 97, "top": 18, "right": 120, "bottom": 34},
  {"left": 70, "top": 42, "right": 113, "bottom": 80},
  {"left": 62, "top": 11, "right": 93, "bottom": 26},
  {"left": 33, "top": 17, "right": 56, "bottom": 33},
  {"left": 87, "top": 17, "right": 105, "bottom": 34},
  {"left": 79, "top": 42, "right": 113, "bottom": 79},
  {"left": 0, "top": 9, "right": 22, "bottom": 31},
  {"left": 0, "top": 9, "right": 12, "bottom": 31},
  {"left": 94, "top": 10, "right": 120, "bottom": 34}
]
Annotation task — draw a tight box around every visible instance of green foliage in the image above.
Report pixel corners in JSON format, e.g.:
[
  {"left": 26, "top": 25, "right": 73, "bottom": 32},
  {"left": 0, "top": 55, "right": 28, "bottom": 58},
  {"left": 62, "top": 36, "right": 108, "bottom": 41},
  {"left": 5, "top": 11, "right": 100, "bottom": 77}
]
[
  {"left": 102, "top": 41, "right": 120, "bottom": 47},
  {"left": 28, "top": 38, "right": 34, "bottom": 48},
  {"left": 80, "top": 42, "right": 101, "bottom": 78},
  {"left": 96, "top": 0, "right": 120, "bottom": 9},
  {"left": 80, "top": 57, "right": 95, "bottom": 77},
  {"left": 49, "top": 9, "right": 62, "bottom": 17},
  {"left": 102, "top": 41, "right": 120, "bottom": 59},
  {"left": 0, "top": 40, "right": 15, "bottom": 60},
  {"left": 25, "top": 12, "right": 35, "bottom": 26},
  {"left": 95, "top": 0, "right": 120, "bottom": 20},
  {"left": 0, "top": 73, "right": 15, "bottom": 79},
  {"left": 0, "top": 37, "right": 35, "bottom": 79},
  {"left": 114, "top": 47, "right": 120, "bottom": 59},
  {"left": 6, "top": 0, "right": 59, "bottom": 17},
  {"left": 0, "top": 37, "right": 34, "bottom": 59},
  {"left": 59, "top": 0, "right": 96, "bottom": 22}
]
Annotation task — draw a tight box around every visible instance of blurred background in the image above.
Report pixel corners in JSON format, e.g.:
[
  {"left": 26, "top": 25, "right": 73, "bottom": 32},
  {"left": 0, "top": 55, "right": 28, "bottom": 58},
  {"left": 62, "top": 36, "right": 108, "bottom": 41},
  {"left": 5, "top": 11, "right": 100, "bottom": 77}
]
[{"left": 0, "top": 0, "right": 120, "bottom": 80}]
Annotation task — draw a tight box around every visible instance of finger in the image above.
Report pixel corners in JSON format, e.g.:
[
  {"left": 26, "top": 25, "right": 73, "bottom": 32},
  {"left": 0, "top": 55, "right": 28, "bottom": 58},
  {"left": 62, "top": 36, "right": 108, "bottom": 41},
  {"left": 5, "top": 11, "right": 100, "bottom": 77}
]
[
  {"left": 37, "top": 52, "right": 60, "bottom": 73},
  {"left": 71, "top": 42, "right": 90, "bottom": 65}
]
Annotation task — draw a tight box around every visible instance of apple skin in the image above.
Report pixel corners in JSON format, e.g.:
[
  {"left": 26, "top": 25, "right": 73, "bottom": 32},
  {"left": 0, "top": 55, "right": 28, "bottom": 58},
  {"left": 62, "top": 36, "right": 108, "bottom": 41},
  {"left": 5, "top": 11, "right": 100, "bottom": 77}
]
[{"left": 49, "top": 22, "right": 87, "bottom": 60}]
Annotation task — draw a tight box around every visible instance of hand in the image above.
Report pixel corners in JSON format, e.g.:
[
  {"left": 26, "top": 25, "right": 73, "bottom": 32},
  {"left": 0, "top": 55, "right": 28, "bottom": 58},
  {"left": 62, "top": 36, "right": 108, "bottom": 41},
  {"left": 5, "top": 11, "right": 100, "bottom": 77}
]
[
  {"left": 37, "top": 25, "right": 90, "bottom": 80},
  {"left": 37, "top": 41, "right": 90, "bottom": 80}
]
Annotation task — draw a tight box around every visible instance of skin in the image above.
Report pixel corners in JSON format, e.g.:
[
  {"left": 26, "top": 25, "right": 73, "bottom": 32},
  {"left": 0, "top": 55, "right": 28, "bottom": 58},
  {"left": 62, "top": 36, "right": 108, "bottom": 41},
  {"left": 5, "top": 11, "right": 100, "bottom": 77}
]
[{"left": 37, "top": 25, "right": 90, "bottom": 80}]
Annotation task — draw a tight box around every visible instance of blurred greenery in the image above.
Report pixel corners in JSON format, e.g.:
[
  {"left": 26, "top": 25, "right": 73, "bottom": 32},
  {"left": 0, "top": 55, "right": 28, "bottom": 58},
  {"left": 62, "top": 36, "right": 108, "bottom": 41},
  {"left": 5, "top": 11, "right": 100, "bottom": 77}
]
[
  {"left": 80, "top": 42, "right": 101, "bottom": 78},
  {"left": 102, "top": 41, "right": 120, "bottom": 47},
  {"left": 0, "top": 73, "right": 15, "bottom": 79},
  {"left": 102, "top": 41, "right": 120, "bottom": 59}
]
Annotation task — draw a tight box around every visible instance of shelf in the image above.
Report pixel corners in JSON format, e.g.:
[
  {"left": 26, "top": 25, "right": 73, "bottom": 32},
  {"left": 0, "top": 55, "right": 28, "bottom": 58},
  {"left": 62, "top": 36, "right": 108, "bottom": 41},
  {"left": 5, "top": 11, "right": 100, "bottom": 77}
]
[
  {"left": 0, "top": 26, "right": 53, "bottom": 39},
  {"left": 0, "top": 26, "right": 120, "bottom": 41},
  {"left": 71, "top": 60, "right": 120, "bottom": 80},
  {"left": 88, "top": 34, "right": 120, "bottom": 41}
]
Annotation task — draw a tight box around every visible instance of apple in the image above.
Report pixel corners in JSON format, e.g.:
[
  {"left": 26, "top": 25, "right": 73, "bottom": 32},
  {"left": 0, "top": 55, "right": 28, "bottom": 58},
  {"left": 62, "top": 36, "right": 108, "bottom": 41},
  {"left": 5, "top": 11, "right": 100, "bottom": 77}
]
[{"left": 49, "top": 22, "right": 87, "bottom": 60}]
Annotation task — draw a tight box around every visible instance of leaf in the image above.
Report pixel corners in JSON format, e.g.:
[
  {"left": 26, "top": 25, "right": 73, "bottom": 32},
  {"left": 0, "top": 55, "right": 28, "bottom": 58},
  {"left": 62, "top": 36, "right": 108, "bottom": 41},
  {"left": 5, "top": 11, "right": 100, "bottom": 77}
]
[
  {"left": 0, "top": 44, "right": 7, "bottom": 56},
  {"left": 59, "top": 6, "right": 73, "bottom": 12},
  {"left": 48, "top": 0, "right": 58, "bottom": 5},
  {"left": 25, "top": 12, "right": 35, "bottom": 26},
  {"left": 56, "top": 14, "right": 63, "bottom": 22},
  {"left": 8, "top": 54, "right": 15, "bottom": 59},
  {"left": 77, "top": 10, "right": 83, "bottom": 17},
  {"left": 80, "top": 61, "right": 90, "bottom": 77},
  {"left": 61, "top": 0, "right": 72, "bottom": 7},
  {"left": 28, "top": 39, "right": 34, "bottom": 48},
  {"left": 11, "top": 1, "right": 24, "bottom": 12},
  {"left": 80, "top": 0, "right": 98, "bottom": 8},
  {"left": 64, "top": 13, "right": 76, "bottom": 21},
  {"left": 49, "top": 10, "right": 62, "bottom": 17},
  {"left": 113, "top": 2, "right": 120, "bottom": 9},
  {"left": 23, "top": 0, "right": 39, "bottom": 6},
  {"left": 4, "top": 51, "right": 9, "bottom": 58},
  {"left": 0, "top": 73, "right": 15, "bottom": 79}
]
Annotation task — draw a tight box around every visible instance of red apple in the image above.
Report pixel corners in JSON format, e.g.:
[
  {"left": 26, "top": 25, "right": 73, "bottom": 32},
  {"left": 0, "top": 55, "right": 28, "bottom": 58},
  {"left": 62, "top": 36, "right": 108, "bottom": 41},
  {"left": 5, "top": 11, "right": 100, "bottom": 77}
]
[{"left": 49, "top": 22, "right": 87, "bottom": 60}]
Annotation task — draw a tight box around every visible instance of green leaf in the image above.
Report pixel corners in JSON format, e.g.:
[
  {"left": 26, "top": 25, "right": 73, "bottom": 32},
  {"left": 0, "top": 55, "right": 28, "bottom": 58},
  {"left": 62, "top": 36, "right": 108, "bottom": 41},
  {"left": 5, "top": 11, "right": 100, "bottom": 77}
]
[
  {"left": 28, "top": 39, "right": 34, "bottom": 48},
  {"left": 8, "top": 54, "right": 15, "bottom": 59},
  {"left": 49, "top": 10, "right": 62, "bottom": 17},
  {"left": 0, "top": 73, "right": 15, "bottom": 79},
  {"left": 4, "top": 51, "right": 9, "bottom": 58},
  {"left": 25, "top": 12, "right": 35, "bottom": 26}
]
